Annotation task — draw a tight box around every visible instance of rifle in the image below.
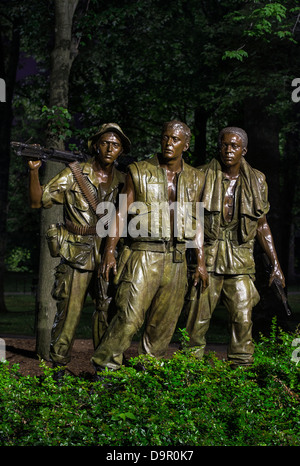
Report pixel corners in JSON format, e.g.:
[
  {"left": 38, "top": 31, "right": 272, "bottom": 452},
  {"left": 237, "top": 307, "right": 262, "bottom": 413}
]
[
  {"left": 272, "top": 277, "right": 292, "bottom": 318},
  {"left": 262, "top": 252, "right": 292, "bottom": 318},
  {"left": 10, "top": 141, "right": 89, "bottom": 165}
]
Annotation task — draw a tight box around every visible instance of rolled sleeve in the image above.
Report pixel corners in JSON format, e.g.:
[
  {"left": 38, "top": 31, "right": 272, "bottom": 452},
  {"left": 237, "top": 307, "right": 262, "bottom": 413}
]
[{"left": 41, "top": 167, "right": 72, "bottom": 209}]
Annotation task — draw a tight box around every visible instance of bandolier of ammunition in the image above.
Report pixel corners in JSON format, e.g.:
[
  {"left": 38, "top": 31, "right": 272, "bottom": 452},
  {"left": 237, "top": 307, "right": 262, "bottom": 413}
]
[
  {"left": 67, "top": 161, "right": 99, "bottom": 236},
  {"left": 65, "top": 218, "right": 97, "bottom": 236}
]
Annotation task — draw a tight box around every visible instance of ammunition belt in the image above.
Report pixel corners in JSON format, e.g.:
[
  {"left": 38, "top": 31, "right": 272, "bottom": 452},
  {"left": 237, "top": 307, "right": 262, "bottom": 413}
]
[
  {"left": 65, "top": 218, "right": 96, "bottom": 236},
  {"left": 69, "top": 161, "right": 99, "bottom": 214}
]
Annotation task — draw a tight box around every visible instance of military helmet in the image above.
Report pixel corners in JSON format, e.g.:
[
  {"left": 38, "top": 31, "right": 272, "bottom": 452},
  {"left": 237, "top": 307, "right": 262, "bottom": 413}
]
[{"left": 88, "top": 123, "right": 131, "bottom": 154}]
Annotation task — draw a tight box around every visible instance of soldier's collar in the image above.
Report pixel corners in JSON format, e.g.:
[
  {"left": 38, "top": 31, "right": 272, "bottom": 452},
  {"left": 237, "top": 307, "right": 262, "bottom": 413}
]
[{"left": 154, "top": 153, "right": 185, "bottom": 172}]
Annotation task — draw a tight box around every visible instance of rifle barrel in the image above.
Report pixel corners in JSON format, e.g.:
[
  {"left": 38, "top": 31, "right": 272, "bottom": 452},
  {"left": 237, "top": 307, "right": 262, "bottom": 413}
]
[{"left": 10, "top": 141, "right": 88, "bottom": 164}]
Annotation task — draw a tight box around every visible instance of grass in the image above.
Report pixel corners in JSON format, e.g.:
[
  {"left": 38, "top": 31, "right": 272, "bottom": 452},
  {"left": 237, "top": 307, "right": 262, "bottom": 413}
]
[
  {"left": 1, "top": 272, "right": 300, "bottom": 342},
  {"left": 1, "top": 294, "right": 95, "bottom": 338}
]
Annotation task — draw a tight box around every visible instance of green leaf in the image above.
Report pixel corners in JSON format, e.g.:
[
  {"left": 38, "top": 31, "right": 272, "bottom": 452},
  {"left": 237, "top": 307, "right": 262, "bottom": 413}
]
[{"left": 222, "top": 49, "right": 249, "bottom": 61}]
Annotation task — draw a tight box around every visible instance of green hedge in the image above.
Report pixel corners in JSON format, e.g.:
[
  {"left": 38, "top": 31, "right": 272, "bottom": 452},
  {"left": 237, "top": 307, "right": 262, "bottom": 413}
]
[{"left": 0, "top": 321, "right": 299, "bottom": 446}]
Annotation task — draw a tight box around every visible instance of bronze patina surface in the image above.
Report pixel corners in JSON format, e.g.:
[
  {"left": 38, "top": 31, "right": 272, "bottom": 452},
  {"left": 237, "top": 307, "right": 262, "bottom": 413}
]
[
  {"left": 28, "top": 123, "right": 130, "bottom": 368},
  {"left": 91, "top": 121, "right": 208, "bottom": 372},
  {"left": 185, "top": 127, "right": 285, "bottom": 367}
]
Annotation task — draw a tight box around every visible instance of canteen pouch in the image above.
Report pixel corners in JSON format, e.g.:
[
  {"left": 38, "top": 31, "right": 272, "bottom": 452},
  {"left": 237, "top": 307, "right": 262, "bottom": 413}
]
[{"left": 46, "top": 223, "right": 68, "bottom": 258}]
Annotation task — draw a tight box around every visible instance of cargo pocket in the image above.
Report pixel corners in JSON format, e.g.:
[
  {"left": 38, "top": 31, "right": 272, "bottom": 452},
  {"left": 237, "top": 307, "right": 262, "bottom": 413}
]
[
  {"left": 231, "top": 240, "right": 255, "bottom": 272},
  {"left": 69, "top": 186, "right": 90, "bottom": 212},
  {"left": 52, "top": 263, "right": 72, "bottom": 300},
  {"left": 60, "top": 237, "right": 93, "bottom": 266}
]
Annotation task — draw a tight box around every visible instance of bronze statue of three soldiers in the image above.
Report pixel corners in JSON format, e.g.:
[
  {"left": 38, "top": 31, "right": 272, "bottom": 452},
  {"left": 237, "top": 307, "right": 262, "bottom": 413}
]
[{"left": 27, "top": 120, "right": 285, "bottom": 378}]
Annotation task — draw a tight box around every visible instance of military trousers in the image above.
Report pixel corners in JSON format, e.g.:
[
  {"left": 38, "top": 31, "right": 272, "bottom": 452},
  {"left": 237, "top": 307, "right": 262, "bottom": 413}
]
[
  {"left": 50, "top": 262, "right": 112, "bottom": 366},
  {"left": 185, "top": 273, "right": 260, "bottom": 366},
  {"left": 91, "top": 249, "right": 188, "bottom": 371}
]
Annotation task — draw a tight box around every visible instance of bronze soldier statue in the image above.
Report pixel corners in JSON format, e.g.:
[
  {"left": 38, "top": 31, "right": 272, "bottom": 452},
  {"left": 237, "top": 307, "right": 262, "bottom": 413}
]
[
  {"left": 185, "top": 126, "right": 285, "bottom": 368},
  {"left": 28, "top": 123, "right": 130, "bottom": 377},
  {"left": 91, "top": 120, "right": 208, "bottom": 376}
]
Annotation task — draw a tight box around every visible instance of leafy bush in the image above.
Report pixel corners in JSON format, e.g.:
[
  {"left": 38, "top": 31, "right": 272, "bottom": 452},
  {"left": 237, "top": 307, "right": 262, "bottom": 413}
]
[
  {"left": 5, "top": 247, "right": 32, "bottom": 273},
  {"left": 0, "top": 320, "right": 299, "bottom": 446}
]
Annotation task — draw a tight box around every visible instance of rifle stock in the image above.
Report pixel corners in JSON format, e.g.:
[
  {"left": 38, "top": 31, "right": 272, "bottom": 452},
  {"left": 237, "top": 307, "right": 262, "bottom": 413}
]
[
  {"left": 10, "top": 141, "right": 89, "bottom": 165},
  {"left": 262, "top": 252, "right": 292, "bottom": 318},
  {"left": 272, "top": 278, "right": 292, "bottom": 318}
]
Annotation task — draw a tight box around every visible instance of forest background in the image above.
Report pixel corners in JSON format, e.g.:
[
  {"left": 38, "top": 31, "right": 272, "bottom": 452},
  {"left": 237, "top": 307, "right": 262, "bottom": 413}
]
[{"left": 0, "top": 0, "right": 300, "bottom": 348}]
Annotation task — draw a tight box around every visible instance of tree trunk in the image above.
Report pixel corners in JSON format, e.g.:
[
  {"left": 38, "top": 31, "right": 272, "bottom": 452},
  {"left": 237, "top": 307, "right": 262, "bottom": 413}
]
[
  {"left": 0, "top": 21, "right": 20, "bottom": 313},
  {"left": 35, "top": 0, "right": 79, "bottom": 359}
]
